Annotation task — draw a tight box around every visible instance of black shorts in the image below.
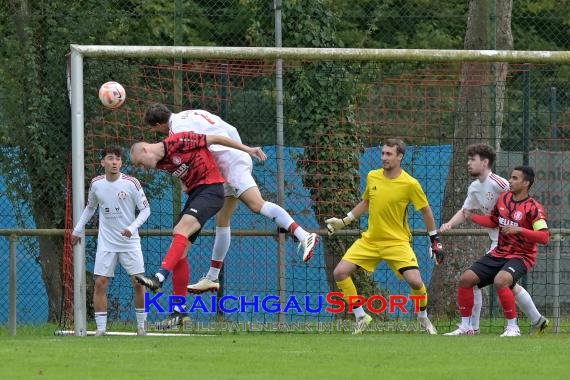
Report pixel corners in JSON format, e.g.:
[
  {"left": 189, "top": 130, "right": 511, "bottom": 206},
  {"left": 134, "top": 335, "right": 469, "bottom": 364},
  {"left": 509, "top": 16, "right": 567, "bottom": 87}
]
[
  {"left": 470, "top": 255, "right": 527, "bottom": 289},
  {"left": 180, "top": 183, "right": 224, "bottom": 242}
]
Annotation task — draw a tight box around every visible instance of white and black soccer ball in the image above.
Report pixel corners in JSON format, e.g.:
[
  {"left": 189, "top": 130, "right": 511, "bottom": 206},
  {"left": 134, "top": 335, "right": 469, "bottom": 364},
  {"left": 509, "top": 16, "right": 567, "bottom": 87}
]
[{"left": 98, "top": 81, "right": 126, "bottom": 109}]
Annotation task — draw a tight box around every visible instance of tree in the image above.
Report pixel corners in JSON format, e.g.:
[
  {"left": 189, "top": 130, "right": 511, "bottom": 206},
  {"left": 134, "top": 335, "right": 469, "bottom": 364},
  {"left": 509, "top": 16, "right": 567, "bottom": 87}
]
[
  {"left": 428, "top": 0, "right": 513, "bottom": 315},
  {"left": 0, "top": 0, "right": 222, "bottom": 322}
]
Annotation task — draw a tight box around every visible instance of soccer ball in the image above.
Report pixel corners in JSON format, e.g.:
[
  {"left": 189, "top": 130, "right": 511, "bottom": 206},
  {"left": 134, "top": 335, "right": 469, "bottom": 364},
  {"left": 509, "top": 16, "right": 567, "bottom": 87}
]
[{"left": 98, "top": 81, "right": 126, "bottom": 109}]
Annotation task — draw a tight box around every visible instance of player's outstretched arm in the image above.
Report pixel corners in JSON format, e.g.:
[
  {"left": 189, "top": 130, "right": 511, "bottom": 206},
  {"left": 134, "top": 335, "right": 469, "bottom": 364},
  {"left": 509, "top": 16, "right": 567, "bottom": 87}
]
[
  {"left": 440, "top": 208, "right": 466, "bottom": 233},
  {"left": 502, "top": 225, "right": 550, "bottom": 244},
  {"left": 325, "top": 199, "right": 369, "bottom": 236},
  {"left": 467, "top": 211, "right": 499, "bottom": 228},
  {"left": 206, "top": 134, "right": 267, "bottom": 162}
]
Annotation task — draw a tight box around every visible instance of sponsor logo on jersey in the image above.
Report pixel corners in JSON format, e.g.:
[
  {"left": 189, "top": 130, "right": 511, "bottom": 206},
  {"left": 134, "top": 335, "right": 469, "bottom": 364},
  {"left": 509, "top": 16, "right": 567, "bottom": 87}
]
[
  {"left": 498, "top": 216, "right": 518, "bottom": 227},
  {"left": 173, "top": 163, "right": 189, "bottom": 177}
]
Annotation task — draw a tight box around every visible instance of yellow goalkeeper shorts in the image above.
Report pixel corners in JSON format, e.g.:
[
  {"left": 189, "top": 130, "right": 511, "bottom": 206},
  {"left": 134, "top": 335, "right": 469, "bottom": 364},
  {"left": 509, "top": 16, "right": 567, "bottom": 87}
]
[{"left": 342, "top": 238, "right": 419, "bottom": 278}]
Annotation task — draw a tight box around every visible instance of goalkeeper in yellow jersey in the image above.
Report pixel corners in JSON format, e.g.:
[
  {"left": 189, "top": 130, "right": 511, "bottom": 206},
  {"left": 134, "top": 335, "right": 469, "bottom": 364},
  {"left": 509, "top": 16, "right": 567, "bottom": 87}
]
[{"left": 326, "top": 138, "right": 444, "bottom": 334}]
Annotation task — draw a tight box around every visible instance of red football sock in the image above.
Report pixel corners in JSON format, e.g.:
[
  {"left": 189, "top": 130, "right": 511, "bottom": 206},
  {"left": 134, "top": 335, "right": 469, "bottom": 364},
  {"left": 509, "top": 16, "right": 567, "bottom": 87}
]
[
  {"left": 172, "top": 259, "right": 190, "bottom": 297},
  {"left": 211, "top": 259, "right": 223, "bottom": 269},
  {"left": 287, "top": 222, "right": 299, "bottom": 234},
  {"left": 458, "top": 287, "right": 474, "bottom": 317},
  {"left": 497, "top": 287, "right": 517, "bottom": 319},
  {"left": 161, "top": 234, "right": 189, "bottom": 272}
]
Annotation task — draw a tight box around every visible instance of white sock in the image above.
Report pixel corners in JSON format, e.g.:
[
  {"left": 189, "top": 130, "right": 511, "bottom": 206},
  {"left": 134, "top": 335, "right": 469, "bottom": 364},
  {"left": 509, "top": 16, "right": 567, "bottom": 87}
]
[
  {"left": 173, "top": 304, "right": 186, "bottom": 314},
  {"left": 417, "top": 310, "right": 427, "bottom": 319},
  {"left": 207, "top": 227, "right": 231, "bottom": 281},
  {"left": 471, "top": 287, "right": 482, "bottom": 330},
  {"left": 461, "top": 316, "right": 471, "bottom": 329},
  {"left": 507, "top": 318, "right": 518, "bottom": 328},
  {"left": 514, "top": 286, "right": 541, "bottom": 324},
  {"left": 135, "top": 308, "right": 147, "bottom": 329},
  {"left": 95, "top": 312, "right": 107, "bottom": 332},
  {"left": 260, "top": 202, "right": 309, "bottom": 241},
  {"left": 353, "top": 306, "right": 366, "bottom": 319}
]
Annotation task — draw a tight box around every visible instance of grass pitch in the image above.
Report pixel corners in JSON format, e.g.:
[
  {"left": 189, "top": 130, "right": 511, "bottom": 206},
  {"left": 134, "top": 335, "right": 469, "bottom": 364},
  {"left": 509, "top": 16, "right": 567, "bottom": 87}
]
[{"left": 1, "top": 331, "right": 568, "bottom": 380}]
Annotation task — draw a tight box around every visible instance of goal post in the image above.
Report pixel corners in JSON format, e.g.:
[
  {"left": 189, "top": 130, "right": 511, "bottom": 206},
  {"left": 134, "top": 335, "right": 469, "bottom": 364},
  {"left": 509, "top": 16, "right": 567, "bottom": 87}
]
[{"left": 69, "top": 45, "right": 569, "bottom": 336}]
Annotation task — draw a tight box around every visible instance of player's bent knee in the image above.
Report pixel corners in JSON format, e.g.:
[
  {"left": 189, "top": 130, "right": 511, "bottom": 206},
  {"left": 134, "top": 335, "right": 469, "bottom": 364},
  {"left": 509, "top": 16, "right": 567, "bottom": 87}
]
[
  {"left": 333, "top": 267, "right": 349, "bottom": 281},
  {"left": 95, "top": 276, "right": 109, "bottom": 291},
  {"left": 493, "top": 271, "right": 513, "bottom": 289},
  {"left": 459, "top": 272, "right": 477, "bottom": 288},
  {"left": 408, "top": 280, "right": 424, "bottom": 290}
]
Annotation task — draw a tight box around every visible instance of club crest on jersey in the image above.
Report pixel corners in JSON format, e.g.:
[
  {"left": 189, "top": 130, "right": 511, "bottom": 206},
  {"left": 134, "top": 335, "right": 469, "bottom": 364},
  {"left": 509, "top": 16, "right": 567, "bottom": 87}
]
[
  {"left": 512, "top": 210, "right": 523, "bottom": 221},
  {"left": 486, "top": 192, "right": 494, "bottom": 201},
  {"left": 117, "top": 191, "right": 127, "bottom": 200},
  {"left": 172, "top": 155, "right": 182, "bottom": 165}
]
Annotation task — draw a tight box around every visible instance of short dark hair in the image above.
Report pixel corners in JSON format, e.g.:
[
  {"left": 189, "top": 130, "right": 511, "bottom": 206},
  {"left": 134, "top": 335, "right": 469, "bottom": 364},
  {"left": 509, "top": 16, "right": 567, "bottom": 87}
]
[
  {"left": 384, "top": 138, "right": 407, "bottom": 156},
  {"left": 144, "top": 103, "right": 172, "bottom": 126},
  {"left": 466, "top": 143, "right": 496, "bottom": 168},
  {"left": 100, "top": 145, "right": 123, "bottom": 160},
  {"left": 513, "top": 165, "right": 535, "bottom": 189}
]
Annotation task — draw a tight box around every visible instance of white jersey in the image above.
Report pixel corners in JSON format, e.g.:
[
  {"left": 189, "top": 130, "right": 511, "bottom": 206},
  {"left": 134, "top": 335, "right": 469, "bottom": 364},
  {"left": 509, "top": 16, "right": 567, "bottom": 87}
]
[
  {"left": 168, "top": 109, "right": 251, "bottom": 186},
  {"left": 86, "top": 174, "right": 150, "bottom": 252},
  {"left": 462, "top": 171, "right": 510, "bottom": 250}
]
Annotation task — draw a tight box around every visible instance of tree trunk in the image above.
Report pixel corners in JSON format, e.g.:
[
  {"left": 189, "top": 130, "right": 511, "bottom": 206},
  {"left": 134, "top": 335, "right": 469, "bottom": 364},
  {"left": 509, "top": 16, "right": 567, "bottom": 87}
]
[
  {"left": 34, "top": 207, "right": 64, "bottom": 323},
  {"left": 429, "top": 0, "right": 494, "bottom": 315},
  {"left": 494, "top": 0, "right": 513, "bottom": 152}
]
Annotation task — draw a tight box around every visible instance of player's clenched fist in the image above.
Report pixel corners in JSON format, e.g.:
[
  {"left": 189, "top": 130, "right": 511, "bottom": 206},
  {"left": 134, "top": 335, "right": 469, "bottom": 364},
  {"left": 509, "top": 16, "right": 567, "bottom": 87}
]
[{"left": 325, "top": 212, "right": 355, "bottom": 236}]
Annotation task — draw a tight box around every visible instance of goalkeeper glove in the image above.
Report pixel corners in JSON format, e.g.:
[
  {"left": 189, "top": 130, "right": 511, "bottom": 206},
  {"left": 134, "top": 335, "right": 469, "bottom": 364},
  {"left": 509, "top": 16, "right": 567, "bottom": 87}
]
[
  {"left": 325, "top": 212, "right": 355, "bottom": 236},
  {"left": 428, "top": 231, "right": 445, "bottom": 265}
]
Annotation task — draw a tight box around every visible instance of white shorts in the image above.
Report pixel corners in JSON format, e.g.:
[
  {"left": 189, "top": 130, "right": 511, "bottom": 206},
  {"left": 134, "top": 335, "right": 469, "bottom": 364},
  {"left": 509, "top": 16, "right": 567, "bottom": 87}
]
[
  {"left": 221, "top": 155, "right": 257, "bottom": 198},
  {"left": 94, "top": 249, "right": 144, "bottom": 277}
]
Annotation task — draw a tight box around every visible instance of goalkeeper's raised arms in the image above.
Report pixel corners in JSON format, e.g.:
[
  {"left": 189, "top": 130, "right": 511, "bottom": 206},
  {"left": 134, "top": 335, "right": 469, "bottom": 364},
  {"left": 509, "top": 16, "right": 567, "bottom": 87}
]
[{"left": 325, "top": 212, "right": 355, "bottom": 236}]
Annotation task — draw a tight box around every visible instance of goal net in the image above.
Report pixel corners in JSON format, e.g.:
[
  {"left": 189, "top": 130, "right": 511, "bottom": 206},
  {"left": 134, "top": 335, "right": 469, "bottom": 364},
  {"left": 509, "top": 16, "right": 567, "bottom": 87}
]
[{"left": 61, "top": 47, "right": 570, "bottom": 335}]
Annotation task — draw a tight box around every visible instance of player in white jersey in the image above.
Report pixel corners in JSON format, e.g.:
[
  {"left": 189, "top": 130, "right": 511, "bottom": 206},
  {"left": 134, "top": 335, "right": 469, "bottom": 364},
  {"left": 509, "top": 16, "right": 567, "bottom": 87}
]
[
  {"left": 143, "top": 104, "right": 319, "bottom": 295},
  {"left": 71, "top": 146, "right": 151, "bottom": 336},
  {"left": 440, "top": 143, "right": 548, "bottom": 336}
]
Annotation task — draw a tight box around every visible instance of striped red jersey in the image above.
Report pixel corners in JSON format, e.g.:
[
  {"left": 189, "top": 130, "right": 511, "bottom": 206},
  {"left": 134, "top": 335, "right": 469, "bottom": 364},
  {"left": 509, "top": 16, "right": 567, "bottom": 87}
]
[
  {"left": 489, "top": 192, "right": 548, "bottom": 270},
  {"left": 156, "top": 131, "right": 224, "bottom": 193}
]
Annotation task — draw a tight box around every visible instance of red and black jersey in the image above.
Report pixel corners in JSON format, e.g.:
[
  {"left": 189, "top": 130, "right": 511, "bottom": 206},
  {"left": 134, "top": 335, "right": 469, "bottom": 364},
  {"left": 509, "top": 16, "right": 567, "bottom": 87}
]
[
  {"left": 156, "top": 131, "right": 224, "bottom": 193},
  {"left": 489, "top": 192, "right": 548, "bottom": 270}
]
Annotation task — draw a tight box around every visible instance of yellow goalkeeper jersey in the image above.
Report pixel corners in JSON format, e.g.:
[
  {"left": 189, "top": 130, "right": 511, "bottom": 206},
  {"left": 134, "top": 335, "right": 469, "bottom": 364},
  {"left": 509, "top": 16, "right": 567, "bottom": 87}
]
[{"left": 362, "top": 168, "right": 429, "bottom": 246}]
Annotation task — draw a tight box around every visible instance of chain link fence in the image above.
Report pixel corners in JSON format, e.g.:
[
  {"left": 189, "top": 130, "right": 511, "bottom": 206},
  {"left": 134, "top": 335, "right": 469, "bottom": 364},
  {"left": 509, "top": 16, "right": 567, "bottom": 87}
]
[{"left": 1, "top": 0, "right": 570, "bottom": 334}]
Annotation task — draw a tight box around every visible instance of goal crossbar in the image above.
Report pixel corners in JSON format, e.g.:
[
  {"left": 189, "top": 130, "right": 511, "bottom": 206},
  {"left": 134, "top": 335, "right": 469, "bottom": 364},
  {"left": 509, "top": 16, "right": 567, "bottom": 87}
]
[{"left": 71, "top": 45, "right": 570, "bottom": 63}]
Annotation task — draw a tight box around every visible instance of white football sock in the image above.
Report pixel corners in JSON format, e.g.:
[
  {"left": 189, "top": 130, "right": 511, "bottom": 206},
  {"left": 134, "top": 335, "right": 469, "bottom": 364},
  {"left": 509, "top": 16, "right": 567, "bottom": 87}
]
[
  {"left": 353, "top": 306, "right": 366, "bottom": 319},
  {"left": 417, "top": 309, "right": 427, "bottom": 319},
  {"left": 515, "top": 286, "right": 541, "bottom": 324},
  {"left": 95, "top": 312, "right": 107, "bottom": 332},
  {"left": 207, "top": 227, "right": 231, "bottom": 281},
  {"left": 507, "top": 318, "right": 518, "bottom": 328},
  {"left": 471, "top": 286, "right": 482, "bottom": 330},
  {"left": 461, "top": 316, "right": 471, "bottom": 329},
  {"left": 135, "top": 308, "right": 147, "bottom": 329},
  {"left": 260, "top": 202, "right": 309, "bottom": 241}
]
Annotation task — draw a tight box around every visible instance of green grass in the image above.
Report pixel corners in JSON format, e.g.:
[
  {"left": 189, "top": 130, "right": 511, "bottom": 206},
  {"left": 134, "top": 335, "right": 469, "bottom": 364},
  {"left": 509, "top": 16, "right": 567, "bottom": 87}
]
[{"left": 1, "top": 333, "right": 569, "bottom": 379}]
